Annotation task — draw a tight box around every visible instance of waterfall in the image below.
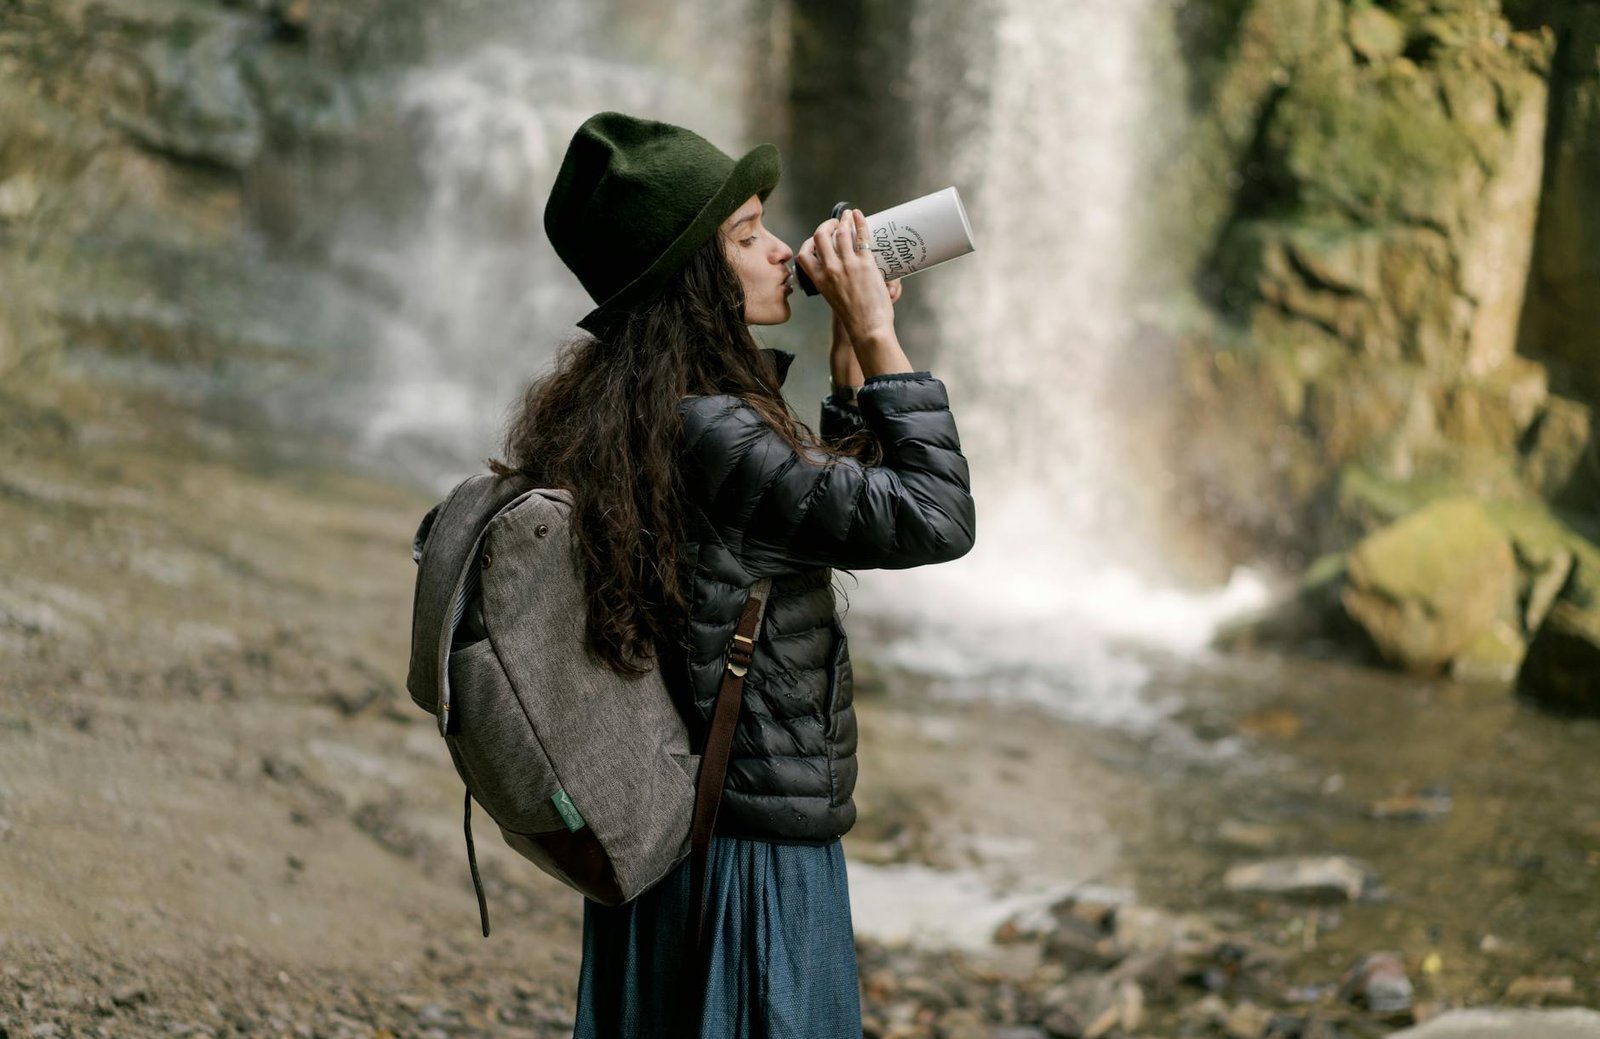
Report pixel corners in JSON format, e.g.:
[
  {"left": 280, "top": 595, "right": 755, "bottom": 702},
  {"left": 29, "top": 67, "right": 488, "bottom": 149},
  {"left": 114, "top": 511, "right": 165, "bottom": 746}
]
[
  {"left": 336, "top": 0, "right": 1267, "bottom": 723},
  {"left": 849, "top": 0, "right": 1269, "bottom": 726}
]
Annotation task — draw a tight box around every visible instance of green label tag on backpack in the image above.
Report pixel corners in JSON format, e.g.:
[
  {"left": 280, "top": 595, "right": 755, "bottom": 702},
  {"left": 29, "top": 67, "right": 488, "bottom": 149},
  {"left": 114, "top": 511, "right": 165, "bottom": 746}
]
[{"left": 552, "top": 789, "right": 585, "bottom": 832}]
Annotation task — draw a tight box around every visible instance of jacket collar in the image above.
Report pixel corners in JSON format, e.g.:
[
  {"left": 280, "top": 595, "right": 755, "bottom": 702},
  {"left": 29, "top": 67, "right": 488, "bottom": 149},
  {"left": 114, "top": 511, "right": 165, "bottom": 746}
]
[{"left": 761, "top": 348, "right": 796, "bottom": 388}]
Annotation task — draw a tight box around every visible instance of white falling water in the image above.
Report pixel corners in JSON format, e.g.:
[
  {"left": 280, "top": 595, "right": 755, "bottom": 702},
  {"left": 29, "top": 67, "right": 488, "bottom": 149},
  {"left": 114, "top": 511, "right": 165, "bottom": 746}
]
[
  {"left": 333, "top": 0, "right": 778, "bottom": 484},
  {"left": 850, "top": 0, "right": 1269, "bottom": 726}
]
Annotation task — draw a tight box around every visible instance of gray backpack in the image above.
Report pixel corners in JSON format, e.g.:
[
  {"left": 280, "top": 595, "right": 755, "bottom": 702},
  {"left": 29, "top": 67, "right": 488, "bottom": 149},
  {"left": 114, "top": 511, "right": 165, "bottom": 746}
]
[{"left": 406, "top": 473, "right": 768, "bottom": 938}]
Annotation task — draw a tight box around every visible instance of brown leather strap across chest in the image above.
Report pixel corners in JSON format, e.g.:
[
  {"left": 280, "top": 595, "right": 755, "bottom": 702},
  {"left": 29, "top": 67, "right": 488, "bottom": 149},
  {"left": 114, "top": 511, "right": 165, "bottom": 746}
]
[{"left": 688, "top": 578, "right": 771, "bottom": 951}]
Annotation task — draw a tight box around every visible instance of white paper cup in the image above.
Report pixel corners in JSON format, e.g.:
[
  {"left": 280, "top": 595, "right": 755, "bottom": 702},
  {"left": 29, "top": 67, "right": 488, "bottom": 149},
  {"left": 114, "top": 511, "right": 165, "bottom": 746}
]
[{"left": 863, "top": 186, "right": 976, "bottom": 281}]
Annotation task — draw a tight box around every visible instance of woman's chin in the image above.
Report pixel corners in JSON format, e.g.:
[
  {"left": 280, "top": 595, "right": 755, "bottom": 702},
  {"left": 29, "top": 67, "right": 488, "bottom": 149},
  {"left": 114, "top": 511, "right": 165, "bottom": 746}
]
[{"left": 748, "top": 299, "right": 793, "bottom": 326}]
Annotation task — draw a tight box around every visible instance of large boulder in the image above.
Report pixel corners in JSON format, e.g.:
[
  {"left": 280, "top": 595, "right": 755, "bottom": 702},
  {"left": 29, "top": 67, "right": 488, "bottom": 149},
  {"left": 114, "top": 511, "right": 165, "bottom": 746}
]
[{"left": 1341, "top": 497, "right": 1519, "bottom": 671}]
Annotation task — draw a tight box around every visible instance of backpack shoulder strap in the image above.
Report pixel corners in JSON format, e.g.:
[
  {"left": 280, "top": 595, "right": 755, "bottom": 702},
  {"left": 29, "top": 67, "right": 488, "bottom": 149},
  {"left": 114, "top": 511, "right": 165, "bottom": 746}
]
[{"left": 689, "top": 576, "right": 773, "bottom": 950}]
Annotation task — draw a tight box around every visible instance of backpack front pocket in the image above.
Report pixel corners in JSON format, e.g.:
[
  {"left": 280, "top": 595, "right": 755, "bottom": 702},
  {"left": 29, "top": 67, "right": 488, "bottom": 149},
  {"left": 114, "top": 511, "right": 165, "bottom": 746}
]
[{"left": 444, "top": 638, "right": 566, "bottom": 835}]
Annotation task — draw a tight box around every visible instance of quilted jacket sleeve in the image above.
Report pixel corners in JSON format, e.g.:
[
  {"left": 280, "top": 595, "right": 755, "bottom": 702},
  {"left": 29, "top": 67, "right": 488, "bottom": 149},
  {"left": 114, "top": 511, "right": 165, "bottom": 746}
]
[
  {"left": 680, "top": 372, "right": 976, "bottom": 575},
  {"left": 818, "top": 391, "right": 867, "bottom": 448}
]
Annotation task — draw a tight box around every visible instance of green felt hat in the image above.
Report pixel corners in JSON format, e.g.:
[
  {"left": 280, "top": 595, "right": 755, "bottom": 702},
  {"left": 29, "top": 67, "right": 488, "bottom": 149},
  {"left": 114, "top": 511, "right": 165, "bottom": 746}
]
[{"left": 543, "top": 111, "right": 782, "bottom": 333}]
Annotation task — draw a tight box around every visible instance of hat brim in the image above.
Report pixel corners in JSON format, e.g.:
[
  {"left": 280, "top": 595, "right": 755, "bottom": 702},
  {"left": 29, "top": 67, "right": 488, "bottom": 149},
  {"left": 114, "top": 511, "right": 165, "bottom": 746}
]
[{"left": 577, "top": 143, "right": 782, "bottom": 333}]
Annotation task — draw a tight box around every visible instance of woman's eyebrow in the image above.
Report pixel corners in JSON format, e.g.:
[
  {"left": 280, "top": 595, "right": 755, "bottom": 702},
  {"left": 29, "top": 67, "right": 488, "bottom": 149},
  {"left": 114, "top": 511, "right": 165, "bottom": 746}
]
[{"left": 729, "top": 210, "right": 760, "bottom": 231}]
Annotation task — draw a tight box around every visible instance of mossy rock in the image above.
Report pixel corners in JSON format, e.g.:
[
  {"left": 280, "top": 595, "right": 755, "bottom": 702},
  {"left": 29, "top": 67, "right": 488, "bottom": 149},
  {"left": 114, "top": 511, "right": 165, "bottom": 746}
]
[
  {"left": 1266, "top": 60, "right": 1480, "bottom": 228},
  {"left": 1341, "top": 496, "right": 1518, "bottom": 671}
]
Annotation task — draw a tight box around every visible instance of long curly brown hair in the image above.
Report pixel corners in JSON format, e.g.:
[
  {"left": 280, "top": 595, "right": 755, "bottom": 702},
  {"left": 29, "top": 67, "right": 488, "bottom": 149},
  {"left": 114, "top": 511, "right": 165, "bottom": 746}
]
[{"left": 490, "top": 233, "right": 871, "bottom": 676}]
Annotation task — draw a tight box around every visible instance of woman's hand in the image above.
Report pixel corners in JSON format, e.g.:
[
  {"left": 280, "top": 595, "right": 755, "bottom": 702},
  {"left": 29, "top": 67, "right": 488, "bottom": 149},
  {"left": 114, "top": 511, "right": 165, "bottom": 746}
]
[
  {"left": 830, "top": 278, "right": 902, "bottom": 394},
  {"left": 797, "top": 209, "right": 897, "bottom": 347},
  {"left": 830, "top": 279, "right": 902, "bottom": 348}
]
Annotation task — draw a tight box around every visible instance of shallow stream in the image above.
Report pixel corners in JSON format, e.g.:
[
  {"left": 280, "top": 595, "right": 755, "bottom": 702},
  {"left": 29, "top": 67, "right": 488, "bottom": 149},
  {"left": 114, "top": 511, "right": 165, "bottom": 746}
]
[{"left": 847, "top": 640, "right": 1600, "bottom": 1008}]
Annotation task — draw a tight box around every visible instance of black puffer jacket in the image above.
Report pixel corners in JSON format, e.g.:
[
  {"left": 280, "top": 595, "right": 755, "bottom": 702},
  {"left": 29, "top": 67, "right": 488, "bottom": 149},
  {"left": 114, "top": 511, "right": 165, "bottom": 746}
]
[{"left": 664, "top": 349, "right": 976, "bottom": 843}]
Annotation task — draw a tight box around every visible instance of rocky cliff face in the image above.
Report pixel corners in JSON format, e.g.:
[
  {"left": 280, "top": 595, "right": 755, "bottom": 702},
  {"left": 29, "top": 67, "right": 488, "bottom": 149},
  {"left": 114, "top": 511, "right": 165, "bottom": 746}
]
[
  {"left": 1517, "top": 2, "right": 1600, "bottom": 423},
  {"left": 0, "top": 0, "right": 422, "bottom": 419},
  {"left": 1172, "top": 0, "right": 1600, "bottom": 705}
]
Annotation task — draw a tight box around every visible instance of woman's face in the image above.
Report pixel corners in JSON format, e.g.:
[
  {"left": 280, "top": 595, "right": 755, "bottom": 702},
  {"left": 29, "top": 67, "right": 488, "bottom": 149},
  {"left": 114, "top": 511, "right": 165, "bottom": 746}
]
[{"left": 719, "top": 194, "right": 795, "bottom": 325}]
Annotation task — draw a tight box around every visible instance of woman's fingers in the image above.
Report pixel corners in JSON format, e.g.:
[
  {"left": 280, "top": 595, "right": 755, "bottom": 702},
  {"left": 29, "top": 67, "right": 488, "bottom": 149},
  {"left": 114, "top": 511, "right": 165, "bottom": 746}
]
[
  {"left": 815, "top": 217, "right": 843, "bottom": 269},
  {"left": 838, "top": 209, "right": 864, "bottom": 260}
]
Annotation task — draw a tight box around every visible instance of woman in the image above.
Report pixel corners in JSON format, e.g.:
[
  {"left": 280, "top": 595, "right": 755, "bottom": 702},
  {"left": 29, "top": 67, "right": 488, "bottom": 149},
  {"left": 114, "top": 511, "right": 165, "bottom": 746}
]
[{"left": 494, "top": 111, "right": 975, "bottom": 1036}]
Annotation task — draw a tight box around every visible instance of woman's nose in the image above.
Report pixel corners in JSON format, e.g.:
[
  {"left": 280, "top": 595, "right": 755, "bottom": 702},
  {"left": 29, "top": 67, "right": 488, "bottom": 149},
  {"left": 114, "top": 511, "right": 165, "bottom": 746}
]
[{"left": 773, "top": 238, "right": 794, "bottom": 264}]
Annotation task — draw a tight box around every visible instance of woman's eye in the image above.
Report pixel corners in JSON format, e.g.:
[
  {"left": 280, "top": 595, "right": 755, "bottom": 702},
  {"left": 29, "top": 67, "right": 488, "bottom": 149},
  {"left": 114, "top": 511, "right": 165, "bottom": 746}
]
[{"left": 742, "top": 236, "right": 758, "bottom": 245}]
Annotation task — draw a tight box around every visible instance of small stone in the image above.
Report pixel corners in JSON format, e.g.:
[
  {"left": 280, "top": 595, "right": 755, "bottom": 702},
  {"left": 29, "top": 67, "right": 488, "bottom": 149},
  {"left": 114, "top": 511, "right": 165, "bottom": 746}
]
[
  {"left": 111, "top": 984, "right": 149, "bottom": 1008},
  {"left": 1113, "top": 904, "right": 1218, "bottom": 958},
  {"left": 1224, "top": 1000, "right": 1274, "bottom": 1039},
  {"left": 935, "top": 1007, "right": 986, "bottom": 1039},
  {"left": 1186, "top": 994, "right": 1229, "bottom": 1026},
  {"left": 415, "top": 1005, "right": 463, "bottom": 1028},
  {"left": 29, "top": 1024, "right": 61, "bottom": 1039},
  {"left": 1338, "top": 951, "right": 1414, "bottom": 1016},
  {"left": 1040, "top": 975, "right": 1124, "bottom": 1039},
  {"left": 1284, "top": 984, "right": 1336, "bottom": 1004},
  {"left": 1042, "top": 908, "right": 1119, "bottom": 970},
  {"left": 863, "top": 968, "right": 897, "bottom": 1002},
  {"left": 1367, "top": 790, "right": 1453, "bottom": 822},
  {"left": 1111, "top": 949, "right": 1182, "bottom": 1002},
  {"left": 1216, "top": 819, "right": 1281, "bottom": 852},
  {"left": 1504, "top": 975, "right": 1576, "bottom": 1003},
  {"left": 1223, "top": 856, "right": 1372, "bottom": 902}
]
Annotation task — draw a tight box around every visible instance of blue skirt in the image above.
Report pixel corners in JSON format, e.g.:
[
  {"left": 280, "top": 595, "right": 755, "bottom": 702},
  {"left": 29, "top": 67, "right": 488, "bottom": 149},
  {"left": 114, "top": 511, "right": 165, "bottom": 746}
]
[{"left": 573, "top": 835, "right": 861, "bottom": 1038}]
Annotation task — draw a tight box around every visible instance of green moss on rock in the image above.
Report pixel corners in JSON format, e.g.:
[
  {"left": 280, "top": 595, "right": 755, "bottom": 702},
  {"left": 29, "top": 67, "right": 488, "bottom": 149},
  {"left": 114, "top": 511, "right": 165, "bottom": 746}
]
[{"left": 1341, "top": 496, "right": 1519, "bottom": 670}]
